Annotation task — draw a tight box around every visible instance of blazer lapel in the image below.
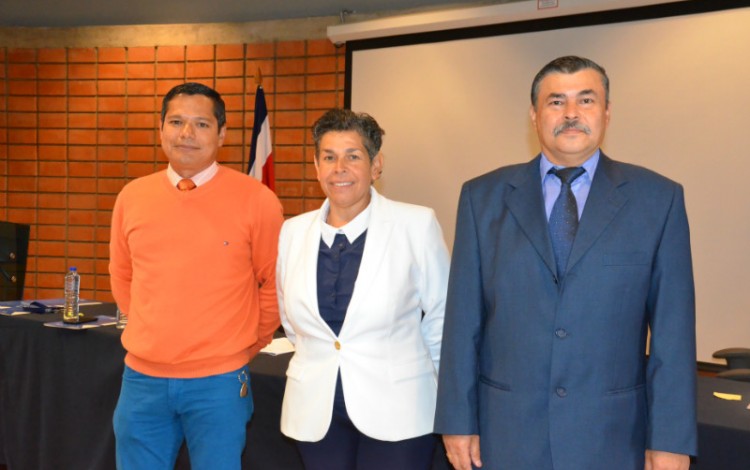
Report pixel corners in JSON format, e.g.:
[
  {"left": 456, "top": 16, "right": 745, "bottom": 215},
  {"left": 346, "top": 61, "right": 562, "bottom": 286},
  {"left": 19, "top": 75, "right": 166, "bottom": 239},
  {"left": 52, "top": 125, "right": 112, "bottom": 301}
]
[
  {"left": 567, "top": 154, "right": 628, "bottom": 272},
  {"left": 341, "top": 190, "right": 393, "bottom": 335},
  {"left": 302, "top": 210, "right": 335, "bottom": 334},
  {"left": 506, "top": 156, "right": 557, "bottom": 276}
]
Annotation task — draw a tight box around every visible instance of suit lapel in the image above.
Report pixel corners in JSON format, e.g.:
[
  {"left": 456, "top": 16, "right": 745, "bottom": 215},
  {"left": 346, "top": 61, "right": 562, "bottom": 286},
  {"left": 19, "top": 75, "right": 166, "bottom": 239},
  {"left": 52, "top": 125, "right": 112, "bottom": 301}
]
[
  {"left": 506, "top": 156, "right": 557, "bottom": 276},
  {"left": 567, "top": 154, "right": 628, "bottom": 272}
]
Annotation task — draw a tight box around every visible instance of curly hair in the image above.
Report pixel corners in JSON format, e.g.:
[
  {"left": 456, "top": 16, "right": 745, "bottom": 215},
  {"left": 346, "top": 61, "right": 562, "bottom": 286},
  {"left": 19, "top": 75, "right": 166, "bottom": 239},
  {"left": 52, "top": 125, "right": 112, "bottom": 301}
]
[{"left": 312, "top": 108, "right": 385, "bottom": 160}]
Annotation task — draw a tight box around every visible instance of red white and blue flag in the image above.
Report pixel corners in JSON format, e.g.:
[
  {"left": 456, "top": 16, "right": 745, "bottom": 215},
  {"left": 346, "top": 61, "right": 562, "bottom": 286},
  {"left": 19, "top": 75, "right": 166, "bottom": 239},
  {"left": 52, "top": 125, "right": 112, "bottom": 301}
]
[{"left": 248, "top": 85, "right": 275, "bottom": 191}]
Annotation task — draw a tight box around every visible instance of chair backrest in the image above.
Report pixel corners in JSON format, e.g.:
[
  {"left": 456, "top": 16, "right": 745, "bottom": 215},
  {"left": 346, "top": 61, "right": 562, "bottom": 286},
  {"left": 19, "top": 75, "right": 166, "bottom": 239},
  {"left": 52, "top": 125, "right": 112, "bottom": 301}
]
[
  {"left": 713, "top": 348, "right": 750, "bottom": 381},
  {"left": 713, "top": 347, "right": 750, "bottom": 370},
  {"left": 0, "top": 221, "right": 31, "bottom": 301}
]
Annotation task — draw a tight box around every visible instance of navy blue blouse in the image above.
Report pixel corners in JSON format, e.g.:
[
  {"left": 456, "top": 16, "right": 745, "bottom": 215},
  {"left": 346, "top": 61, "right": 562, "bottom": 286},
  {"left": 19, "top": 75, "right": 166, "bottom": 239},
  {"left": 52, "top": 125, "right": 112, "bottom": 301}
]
[{"left": 316, "top": 231, "right": 367, "bottom": 336}]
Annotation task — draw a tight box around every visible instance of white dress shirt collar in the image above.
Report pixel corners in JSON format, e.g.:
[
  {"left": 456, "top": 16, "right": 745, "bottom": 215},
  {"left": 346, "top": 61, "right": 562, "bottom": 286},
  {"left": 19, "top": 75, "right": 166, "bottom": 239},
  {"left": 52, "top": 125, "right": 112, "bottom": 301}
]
[
  {"left": 166, "top": 162, "right": 219, "bottom": 189},
  {"left": 319, "top": 187, "right": 374, "bottom": 248}
]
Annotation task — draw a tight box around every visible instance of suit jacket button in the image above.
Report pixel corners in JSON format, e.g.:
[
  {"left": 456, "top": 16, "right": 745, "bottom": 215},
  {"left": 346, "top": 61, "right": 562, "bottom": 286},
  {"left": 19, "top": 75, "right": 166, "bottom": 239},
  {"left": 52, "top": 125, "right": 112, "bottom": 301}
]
[
  {"left": 334, "top": 341, "right": 341, "bottom": 350},
  {"left": 556, "top": 387, "right": 567, "bottom": 397}
]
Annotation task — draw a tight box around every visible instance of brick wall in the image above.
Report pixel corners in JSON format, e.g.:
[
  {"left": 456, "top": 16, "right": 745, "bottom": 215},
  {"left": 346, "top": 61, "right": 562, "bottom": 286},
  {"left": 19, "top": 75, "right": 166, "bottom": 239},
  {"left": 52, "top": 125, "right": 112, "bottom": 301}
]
[{"left": 0, "top": 40, "right": 343, "bottom": 302}]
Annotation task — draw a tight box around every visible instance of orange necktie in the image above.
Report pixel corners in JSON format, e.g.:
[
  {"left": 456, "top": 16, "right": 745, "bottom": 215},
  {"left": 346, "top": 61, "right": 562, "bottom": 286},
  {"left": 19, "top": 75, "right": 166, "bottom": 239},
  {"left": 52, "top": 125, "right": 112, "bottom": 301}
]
[{"left": 177, "top": 178, "right": 196, "bottom": 191}]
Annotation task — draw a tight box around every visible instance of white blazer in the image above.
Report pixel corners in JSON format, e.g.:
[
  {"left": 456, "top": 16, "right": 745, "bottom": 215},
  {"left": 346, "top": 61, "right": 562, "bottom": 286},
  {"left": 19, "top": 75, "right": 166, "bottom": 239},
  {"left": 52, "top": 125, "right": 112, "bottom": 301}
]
[{"left": 277, "top": 188, "right": 450, "bottom": 442}]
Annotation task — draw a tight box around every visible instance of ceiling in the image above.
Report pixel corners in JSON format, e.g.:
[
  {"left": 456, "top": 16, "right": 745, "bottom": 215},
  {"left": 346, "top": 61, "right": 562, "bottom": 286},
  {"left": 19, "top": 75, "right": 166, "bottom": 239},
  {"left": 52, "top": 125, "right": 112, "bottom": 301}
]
[{"left": 2, "top": 0, "right": 486, "bottom": 28}]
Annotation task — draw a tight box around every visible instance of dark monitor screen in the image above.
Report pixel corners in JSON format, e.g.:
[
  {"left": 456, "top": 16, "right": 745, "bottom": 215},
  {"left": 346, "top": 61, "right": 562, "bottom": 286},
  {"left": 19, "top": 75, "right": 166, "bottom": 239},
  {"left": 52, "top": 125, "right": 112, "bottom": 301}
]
[{"left": 0, "top": 221, "right": 31, "bottom": 301}]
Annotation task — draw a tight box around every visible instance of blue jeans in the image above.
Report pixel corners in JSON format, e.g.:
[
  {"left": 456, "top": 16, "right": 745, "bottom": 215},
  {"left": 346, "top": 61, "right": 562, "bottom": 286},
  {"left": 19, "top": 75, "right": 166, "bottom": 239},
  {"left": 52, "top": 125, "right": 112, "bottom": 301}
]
[{"left": 113, "top": 365, "right": 253, "bottom": 470}]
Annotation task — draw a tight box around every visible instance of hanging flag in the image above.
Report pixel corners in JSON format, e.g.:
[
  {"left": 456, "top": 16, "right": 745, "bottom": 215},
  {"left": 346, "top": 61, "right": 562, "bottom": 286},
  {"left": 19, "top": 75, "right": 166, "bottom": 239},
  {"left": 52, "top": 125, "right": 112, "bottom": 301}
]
[{"left": 248, "top": 85, "right": 275, "bottom": 191}]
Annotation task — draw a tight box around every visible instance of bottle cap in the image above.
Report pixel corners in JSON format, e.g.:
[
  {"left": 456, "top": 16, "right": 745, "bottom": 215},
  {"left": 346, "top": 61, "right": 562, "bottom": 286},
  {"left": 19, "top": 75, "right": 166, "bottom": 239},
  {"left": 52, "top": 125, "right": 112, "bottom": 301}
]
[{"left": 69, "top": 267, "right": 77, "bottom": 271}]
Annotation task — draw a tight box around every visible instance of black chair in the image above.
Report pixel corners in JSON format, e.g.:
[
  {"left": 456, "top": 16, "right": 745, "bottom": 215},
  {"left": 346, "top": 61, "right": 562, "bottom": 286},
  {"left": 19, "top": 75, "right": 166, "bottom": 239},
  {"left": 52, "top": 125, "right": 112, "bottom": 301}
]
[
  {"left": 713, "top": 348, "right": 750, "bottom": 382},
  {"left": 0, "top": 221, "right": 30, "bottom": 301}
]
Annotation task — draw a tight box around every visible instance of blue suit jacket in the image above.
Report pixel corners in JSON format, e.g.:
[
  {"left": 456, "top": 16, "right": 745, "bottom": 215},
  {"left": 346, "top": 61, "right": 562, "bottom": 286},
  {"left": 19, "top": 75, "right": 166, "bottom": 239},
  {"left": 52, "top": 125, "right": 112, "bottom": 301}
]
[{"left": 435, "top": 154, "right": 697, "bottom": 469}]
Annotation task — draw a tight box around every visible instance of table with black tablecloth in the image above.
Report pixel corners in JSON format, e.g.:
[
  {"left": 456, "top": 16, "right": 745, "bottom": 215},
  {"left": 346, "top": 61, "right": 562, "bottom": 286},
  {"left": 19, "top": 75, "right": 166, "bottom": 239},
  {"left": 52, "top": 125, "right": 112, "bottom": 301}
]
[
  {"left": 0, "top": 303, "right": 303, "bottom": 469},
  {"left": 2, "top": 304, "right": 749, "bottom": 469},
  {"left": 692, "top": 374, "right": 750, "bottom": 469},
  {"left": 0, "top": 303, "right": 451, "bottom": 469}
]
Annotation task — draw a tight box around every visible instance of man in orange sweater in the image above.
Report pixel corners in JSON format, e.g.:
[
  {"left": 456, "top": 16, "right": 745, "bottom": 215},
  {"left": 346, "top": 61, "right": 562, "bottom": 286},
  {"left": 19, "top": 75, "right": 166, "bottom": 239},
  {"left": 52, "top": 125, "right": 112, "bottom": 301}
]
[{"left": 109, "top": 82, "right": 284, "bottom": 469}]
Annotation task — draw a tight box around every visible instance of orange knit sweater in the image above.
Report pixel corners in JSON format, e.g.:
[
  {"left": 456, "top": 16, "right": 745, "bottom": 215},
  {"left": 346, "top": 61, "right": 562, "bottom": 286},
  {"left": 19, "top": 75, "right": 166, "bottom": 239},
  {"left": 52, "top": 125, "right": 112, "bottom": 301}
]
[{"left": 109, "top": 166, "right": 283, "bottom": 378}]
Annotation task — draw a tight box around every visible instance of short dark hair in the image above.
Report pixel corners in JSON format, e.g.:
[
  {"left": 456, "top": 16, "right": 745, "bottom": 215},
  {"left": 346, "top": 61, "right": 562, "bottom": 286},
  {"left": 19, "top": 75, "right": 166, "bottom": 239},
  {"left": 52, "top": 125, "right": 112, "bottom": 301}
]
[
  {"left": 160, "top": 82, "right": 226, "bottom": 132},
  {"left": 531, "top": 56, "right": 610, "bottom": 106},
  {"left": 312, "top": 108, "right": 385, "bottom": 160}
]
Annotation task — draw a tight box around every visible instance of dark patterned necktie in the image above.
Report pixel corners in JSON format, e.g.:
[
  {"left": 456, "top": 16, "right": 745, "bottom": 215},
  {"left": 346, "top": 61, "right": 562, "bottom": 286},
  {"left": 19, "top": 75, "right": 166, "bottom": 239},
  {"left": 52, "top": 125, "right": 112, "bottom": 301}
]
[{"left": 548, "top": 167, "right": 585, "bottom": 277}]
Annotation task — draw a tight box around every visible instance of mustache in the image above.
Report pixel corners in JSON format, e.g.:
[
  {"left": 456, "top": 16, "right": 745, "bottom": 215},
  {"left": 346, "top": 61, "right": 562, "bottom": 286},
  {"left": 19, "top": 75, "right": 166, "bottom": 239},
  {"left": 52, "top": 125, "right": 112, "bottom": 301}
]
[{"left": 553, "top": 120, "right": 591, "bottom": 136}]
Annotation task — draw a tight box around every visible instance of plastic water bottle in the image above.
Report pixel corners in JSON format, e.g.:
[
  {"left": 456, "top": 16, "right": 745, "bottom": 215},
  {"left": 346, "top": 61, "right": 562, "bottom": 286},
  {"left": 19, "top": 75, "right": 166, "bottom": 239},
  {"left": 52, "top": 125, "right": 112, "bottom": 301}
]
[{"left": 63, "top": 267, "right": 80, "bottom": 323}]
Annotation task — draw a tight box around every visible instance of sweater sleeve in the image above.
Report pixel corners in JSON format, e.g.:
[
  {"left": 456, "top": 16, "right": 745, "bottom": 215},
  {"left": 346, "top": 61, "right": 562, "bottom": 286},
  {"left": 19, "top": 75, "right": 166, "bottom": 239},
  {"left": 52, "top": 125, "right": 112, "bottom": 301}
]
[
  {"left": 109, "top": 191, "right": 132, "bottom": 315},
  {"left": 247, "top": 185, "right": 285, "bottom": 359}
]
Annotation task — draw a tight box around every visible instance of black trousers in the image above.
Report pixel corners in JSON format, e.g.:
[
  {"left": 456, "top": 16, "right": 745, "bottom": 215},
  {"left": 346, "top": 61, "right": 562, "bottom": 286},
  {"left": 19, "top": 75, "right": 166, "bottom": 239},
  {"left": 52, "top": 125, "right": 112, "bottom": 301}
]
[{"left": 295, "top": 374, "right": 437, "bottom": 470}]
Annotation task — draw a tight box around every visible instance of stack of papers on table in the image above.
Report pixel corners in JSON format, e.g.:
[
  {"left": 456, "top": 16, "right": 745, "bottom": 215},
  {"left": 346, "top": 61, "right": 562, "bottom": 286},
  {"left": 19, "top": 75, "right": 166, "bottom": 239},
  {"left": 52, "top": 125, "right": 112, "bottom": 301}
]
[{"left": 261, "top": 337, "right": 295, "bottom": 355}]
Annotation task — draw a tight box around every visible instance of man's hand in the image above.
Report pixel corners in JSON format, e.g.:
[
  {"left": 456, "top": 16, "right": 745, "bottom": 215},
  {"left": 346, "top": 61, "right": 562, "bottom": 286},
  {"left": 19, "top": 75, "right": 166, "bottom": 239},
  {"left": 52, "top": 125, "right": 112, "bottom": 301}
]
[
  {"left": 443, "top": 434, "right": 482, "bottom": 470},
  {"left": 644, "top": 450, "right": 690, "bottom": 470}
]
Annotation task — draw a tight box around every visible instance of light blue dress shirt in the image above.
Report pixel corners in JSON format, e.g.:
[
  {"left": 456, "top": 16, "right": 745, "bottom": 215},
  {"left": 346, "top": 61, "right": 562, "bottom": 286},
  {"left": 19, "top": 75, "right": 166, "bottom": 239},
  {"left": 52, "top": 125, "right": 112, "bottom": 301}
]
[{"left": 540, "top": 150, "right": 600, "bottom": 221}]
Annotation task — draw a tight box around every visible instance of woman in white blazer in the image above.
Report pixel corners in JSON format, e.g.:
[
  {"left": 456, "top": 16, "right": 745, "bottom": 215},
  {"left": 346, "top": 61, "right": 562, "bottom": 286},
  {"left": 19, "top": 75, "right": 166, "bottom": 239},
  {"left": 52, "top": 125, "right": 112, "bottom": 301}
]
[{"left": 276, "top": 109, "right": 450, "bottom": 470}]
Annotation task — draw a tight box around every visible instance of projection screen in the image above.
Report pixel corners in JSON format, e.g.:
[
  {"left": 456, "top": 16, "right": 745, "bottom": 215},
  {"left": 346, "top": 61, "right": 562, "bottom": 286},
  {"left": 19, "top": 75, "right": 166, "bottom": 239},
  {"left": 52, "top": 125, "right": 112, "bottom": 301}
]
[{"left": 348, "top": 2, "right": 750, "bottom": 364}]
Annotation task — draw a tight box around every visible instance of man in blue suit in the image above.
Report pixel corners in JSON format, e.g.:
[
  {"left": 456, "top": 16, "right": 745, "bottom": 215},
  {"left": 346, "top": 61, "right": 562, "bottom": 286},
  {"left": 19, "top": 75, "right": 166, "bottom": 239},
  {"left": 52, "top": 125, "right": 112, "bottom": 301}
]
[{"left": 435, "top": 56, "right": 697, "bottom": 470}]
